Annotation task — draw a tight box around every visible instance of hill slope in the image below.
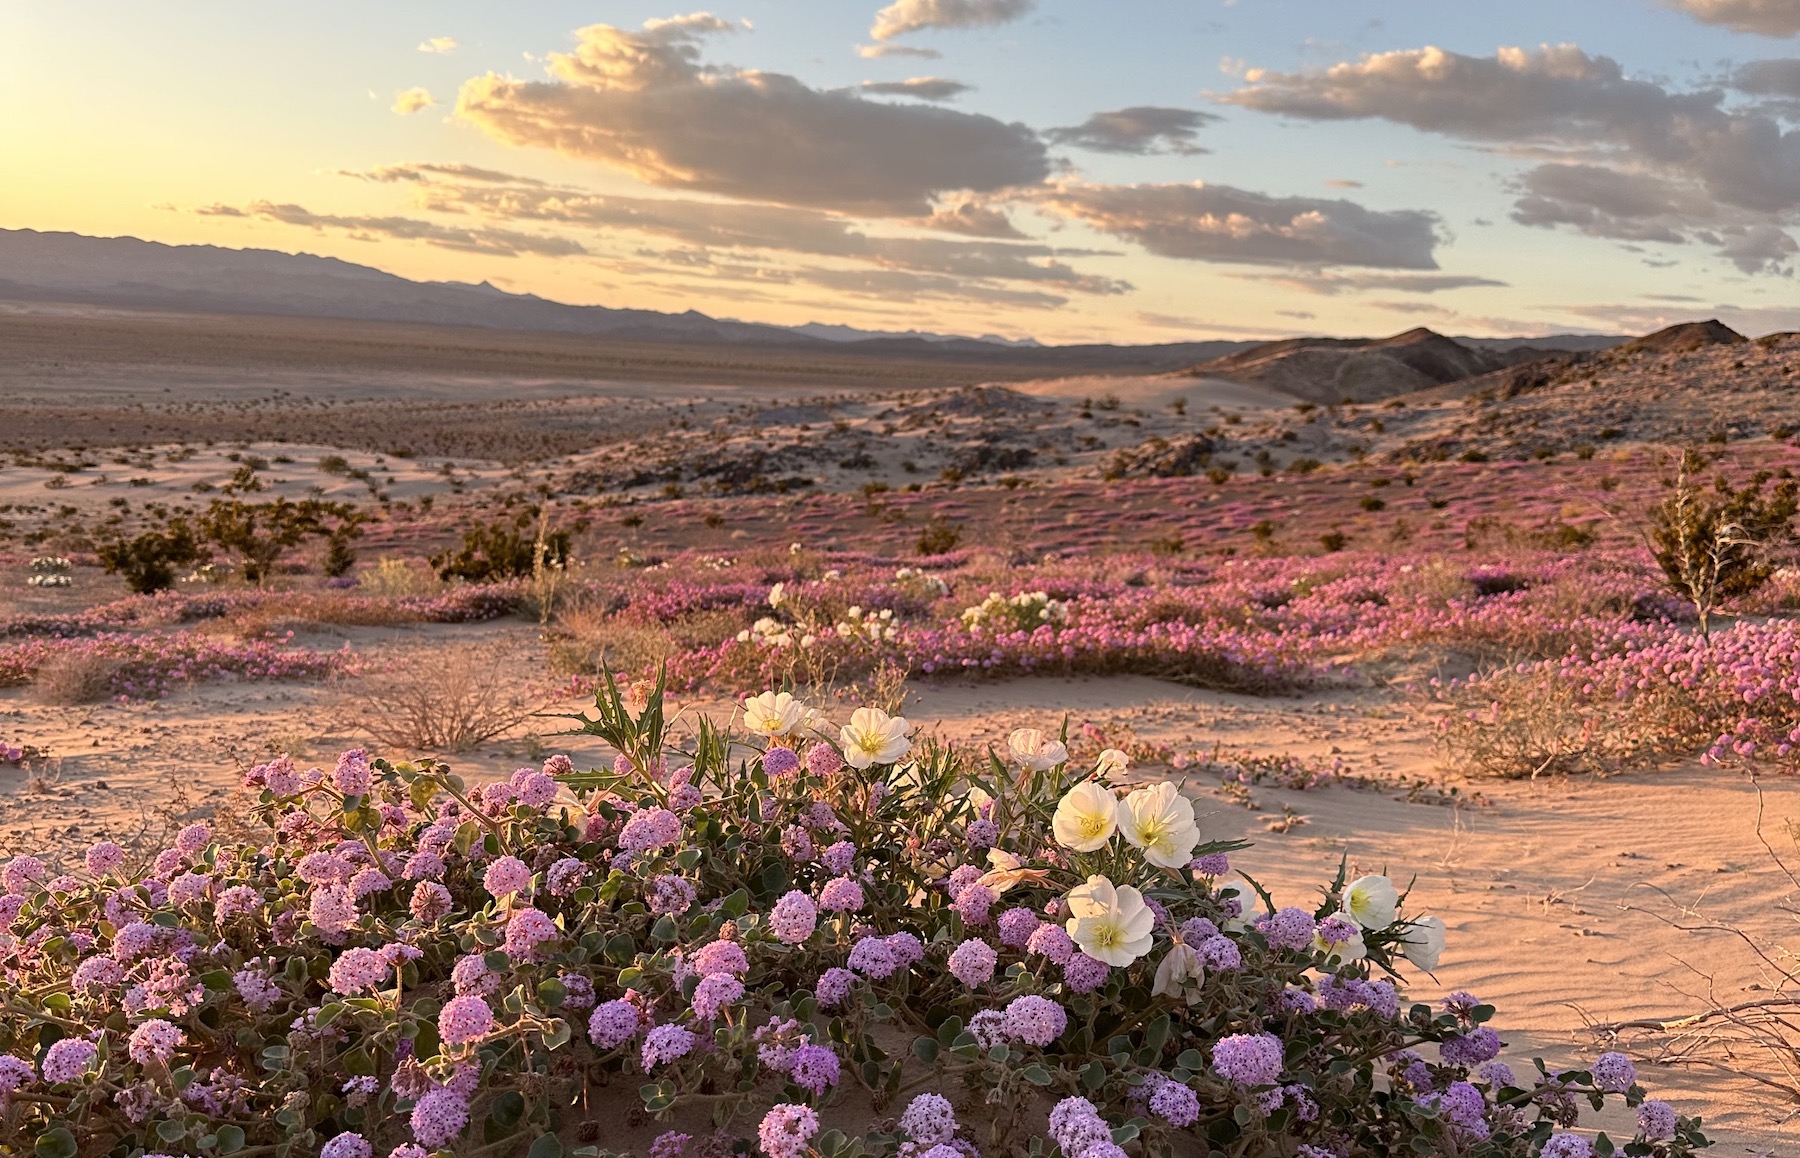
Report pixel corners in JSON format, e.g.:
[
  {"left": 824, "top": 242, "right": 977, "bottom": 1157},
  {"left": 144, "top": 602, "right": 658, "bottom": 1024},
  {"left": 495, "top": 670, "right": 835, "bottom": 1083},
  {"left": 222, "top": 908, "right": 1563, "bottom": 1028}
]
[{"left": 1177, "top": 327, "right": 1593, "bottom": 404}]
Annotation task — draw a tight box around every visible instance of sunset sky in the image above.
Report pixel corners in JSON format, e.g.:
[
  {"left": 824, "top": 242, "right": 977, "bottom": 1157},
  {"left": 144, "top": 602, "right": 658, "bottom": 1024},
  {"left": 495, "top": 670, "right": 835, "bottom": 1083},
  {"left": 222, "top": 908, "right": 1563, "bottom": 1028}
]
[{"left": 4, "top": 0, "right": 1800, "bottom": 342}]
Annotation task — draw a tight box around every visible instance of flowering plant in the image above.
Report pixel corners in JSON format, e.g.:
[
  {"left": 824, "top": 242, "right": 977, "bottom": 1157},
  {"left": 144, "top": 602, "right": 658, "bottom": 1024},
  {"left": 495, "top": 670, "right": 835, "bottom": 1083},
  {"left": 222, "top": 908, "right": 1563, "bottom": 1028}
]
[{"left": 0, "top": 673, "right": 1706, "bottom": 1158}]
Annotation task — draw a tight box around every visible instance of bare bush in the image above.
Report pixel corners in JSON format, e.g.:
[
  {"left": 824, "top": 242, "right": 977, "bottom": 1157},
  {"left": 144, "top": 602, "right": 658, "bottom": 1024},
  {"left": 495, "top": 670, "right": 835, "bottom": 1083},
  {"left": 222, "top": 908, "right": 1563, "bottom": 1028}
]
[
  {"left": 357, "top": 557, "right": 443, "bottom": 599},
  {"left": 350, "top": 649, "right": 544, "bottom": 753},
  {"left": 31, "top": 652, "right": 120, "bottom": 705},
  {"left": 1431, "top": 665, "right": 1701, "bottom": 778}
]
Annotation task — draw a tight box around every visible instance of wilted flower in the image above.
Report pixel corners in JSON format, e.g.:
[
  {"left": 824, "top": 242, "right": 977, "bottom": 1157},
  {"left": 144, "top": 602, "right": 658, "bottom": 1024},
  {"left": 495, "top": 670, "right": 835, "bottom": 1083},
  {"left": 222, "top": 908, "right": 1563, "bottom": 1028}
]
[{"left": 1008, "top": 728, "right": 1069, "bottom": 770}]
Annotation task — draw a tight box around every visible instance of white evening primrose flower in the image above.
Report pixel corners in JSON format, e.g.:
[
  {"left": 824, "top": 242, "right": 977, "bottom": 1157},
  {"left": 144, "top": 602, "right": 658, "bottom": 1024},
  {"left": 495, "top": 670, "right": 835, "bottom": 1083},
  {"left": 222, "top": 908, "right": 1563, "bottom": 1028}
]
[
  {"left": 1064, "top": 875, "right": 1155, "bottom": 967},
  {"left": 1341, "top": 875, "right": 1399, "bottom": 930},
  {"left": 742, "top": 691, "right": 809, "bottom": 738},
  {"left": 840, "top": 707, "right": 911, "bottom": 769},
  {"left": 1008, "top": 728, "right": 1069, "bottom": 771},
  {"left": 1095, "top": 748, "right": 1131, "bottom": 778},
  {"left": 768, "top": 582, "right": 787, "bottom": 608},
  {"left": 1051, "top": 781, "right": 1119, "bottom": 852},
  {"left": 1313, "top": 920, "right": 1367, "bottom": 967},
  {"left": 1399, "top": 915, "right": 1445, "bottom": 971},
  {"left": 964, "top": 785, "right": 993, "bottom": 815},
  {"left": 1118, "top": 782, "right": 1201, "bottom": 869}
]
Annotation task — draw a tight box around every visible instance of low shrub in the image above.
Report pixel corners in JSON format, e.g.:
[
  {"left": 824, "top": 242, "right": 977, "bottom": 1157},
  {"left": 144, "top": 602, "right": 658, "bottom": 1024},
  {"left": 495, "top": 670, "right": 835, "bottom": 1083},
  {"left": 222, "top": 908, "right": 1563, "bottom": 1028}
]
[{"left": 0, "top": 679, "right": 1707, "bottom": 1157}]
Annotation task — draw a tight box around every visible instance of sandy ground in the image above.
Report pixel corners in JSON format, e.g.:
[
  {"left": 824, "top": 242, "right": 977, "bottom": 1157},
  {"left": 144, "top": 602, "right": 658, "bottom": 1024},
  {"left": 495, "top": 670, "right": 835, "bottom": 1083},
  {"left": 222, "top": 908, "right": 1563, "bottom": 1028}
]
[
  {"left": 1007, "top": 373, "right": 1299, "bottom": 412},
  {"left": 1, "top": 620, "right": 1793, "bottom": 1153}
]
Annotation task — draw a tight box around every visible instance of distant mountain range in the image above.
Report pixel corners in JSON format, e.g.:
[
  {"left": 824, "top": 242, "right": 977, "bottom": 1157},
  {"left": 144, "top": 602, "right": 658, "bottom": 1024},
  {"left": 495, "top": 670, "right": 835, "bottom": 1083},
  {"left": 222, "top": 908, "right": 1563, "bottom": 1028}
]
[{"left": 0, "top": 228, "right": 1624, "bottom": 362}]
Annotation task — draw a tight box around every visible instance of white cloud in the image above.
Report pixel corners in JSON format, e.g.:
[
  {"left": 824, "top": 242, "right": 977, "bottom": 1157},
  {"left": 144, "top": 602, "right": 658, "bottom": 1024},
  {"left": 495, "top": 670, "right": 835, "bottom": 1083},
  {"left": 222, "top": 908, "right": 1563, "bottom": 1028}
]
[
  {"left": 1667, "top": 0, "right": 1800, "bottom": 36},
  {"left": 391, "top": 87, "right": 436, "bottom": 115},
  {"left": 1045, "top": 107, "right": 1217, "bottom": 155},
  {"left": 1036, "top": 181, "right": 1443, "bottom": 269},
  {"left": 869, "top": 0, "right": 1033, "bottom": 41},
  {"left": 418, "top": 36, "right": 459, "bottom": 54},
  {"left": 454, "top": 15, "right": 1047, "bottom": 216},
  {"left": 856, "top": 43, "right": 942, "bottom": 59},
  {"left": 860, "top": 76, "right": 972, "bottom": 101}
]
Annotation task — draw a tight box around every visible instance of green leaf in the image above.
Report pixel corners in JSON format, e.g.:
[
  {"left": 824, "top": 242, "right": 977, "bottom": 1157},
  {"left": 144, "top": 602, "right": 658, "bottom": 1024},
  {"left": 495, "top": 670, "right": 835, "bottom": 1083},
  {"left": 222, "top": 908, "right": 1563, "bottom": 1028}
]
[
  {"left": 484, "top": 950, "right": 512, "bottom": 972},
  {"left": 314, "top": 1002, "right": 345, "bottom": 1028},
  {"left": 158, "top": 1119, "right": 189, "bottom": 1143},
  {"left": 537, "top": 978, "right": 567, "bottom": 1007},
  {"left": 912, "top": 1036, "right": 939, "bottom": 1064},
  {"left": 1082, "top": 1060, "right": 1107, "bottom": 1091},
  {"left": 215, "top": 1125, "right": 246, "bottom": 1154},
  {"left": 490, "top": 1090, "right": 526, "bottom": 1129},
  {"left": 1021, "top": 1063, "right": 1053, "bottom": 1087},
  {"left": 544, "top": 1019, "right": 573, "bottom": 1051},
  {"left": 34, "top": 1128, "right": 77, "bottom": 1158},
  {"left": 721, "top": 888, "right": 751, "bottom": 919},
  {"left": 527, "top": 1134, "right": 564, "bottom": 1158},
  {"left": 200, "top": 969, "right": 234, "bottom": 991},
  {"left": 650, "top": 915, "right": 679, "bottom": 944}
]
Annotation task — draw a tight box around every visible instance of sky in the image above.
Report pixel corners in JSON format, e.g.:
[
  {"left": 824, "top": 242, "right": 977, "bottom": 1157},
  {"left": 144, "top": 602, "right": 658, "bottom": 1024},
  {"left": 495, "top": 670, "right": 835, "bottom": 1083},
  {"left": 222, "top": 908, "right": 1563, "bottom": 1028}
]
[{"left": 3, "top": 0, "right": 1800, "bottom": 343}]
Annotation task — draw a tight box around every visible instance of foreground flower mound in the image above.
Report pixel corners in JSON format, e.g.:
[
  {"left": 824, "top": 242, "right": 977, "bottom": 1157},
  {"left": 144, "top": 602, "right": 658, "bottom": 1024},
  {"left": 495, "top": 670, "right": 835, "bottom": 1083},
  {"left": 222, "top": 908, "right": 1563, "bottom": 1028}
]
[{"left": 0, "top": 677, "right": 1706, "bottom": 1158}]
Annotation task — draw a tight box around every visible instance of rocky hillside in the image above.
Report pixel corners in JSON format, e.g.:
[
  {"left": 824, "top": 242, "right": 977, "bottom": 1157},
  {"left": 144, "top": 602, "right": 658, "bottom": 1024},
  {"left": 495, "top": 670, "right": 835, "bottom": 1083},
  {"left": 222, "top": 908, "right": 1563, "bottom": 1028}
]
[
  {"left": 1372, "top": 321, "right": 1800, "bottom": 462},
  {"left": 1177, "top": 327, "right": 1580, "bottom": 404}
]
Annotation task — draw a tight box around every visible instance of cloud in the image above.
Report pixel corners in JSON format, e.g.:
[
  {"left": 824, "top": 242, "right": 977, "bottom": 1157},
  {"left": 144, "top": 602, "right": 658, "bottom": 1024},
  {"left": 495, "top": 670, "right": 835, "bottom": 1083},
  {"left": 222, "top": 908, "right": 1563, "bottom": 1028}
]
[
  {"left": 869, "top": 0, "right": 1033, "bottom": 41},
  {"left": 1224, "top": 42, "right": 1800, "bottom": 272},
  {"left": 418, "top": 36, "right": 459, "bottom": 54},
  {"left": 193, "top": 200, "right": 587, "bottom": 257},
  {"left": 860, "top": 76, "right": 972, "bottom": 101},
  {"left": 391, "top": 87, "right": 436, "bottom": 115},
  {"left": 1245, "top": 271, "right": 1508, "bottom": 295},
  {"left": 1666, "top": 0, "right": 1800, "bottom": 36},
  {"left": 1562, "top": 300, "right": 1800, "bottom": 335},
  {"left": 1036, "top": 181, "right": 1442, "bottom": 269},
  {"left": 454, "top": 15, "right": 1048, "bottom": 216},
  {"left": 1045, "top": 106, "right": 1217, "bottom": 155},
  {"left": 916, "top": 200, "right": 1027, "bottom": 238},
  {"left": 400, "top": 172, "right": 1124, "bottom": 290},
  {"left": 1735, "top": 57, "right": 1800, "bottom": 96},
  {"left": 345, "top": 162, "right": 545, "bottom": 186},
  {"left": 856, "top": 43, "right": 941, "bottom": 59},
  {"left": 1324, "top": 179, "right": 1364, "bottom": 188}
]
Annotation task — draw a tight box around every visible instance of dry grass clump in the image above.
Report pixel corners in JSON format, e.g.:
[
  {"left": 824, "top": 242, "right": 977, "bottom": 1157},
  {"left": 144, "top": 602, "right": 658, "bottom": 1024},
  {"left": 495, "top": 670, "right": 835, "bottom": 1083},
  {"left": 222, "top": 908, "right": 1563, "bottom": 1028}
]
[
  {"left": 357, "top": 557, "right": 444, "bottom": 598},
  {"left": 349, "top": 647, "right": 544, "bottom": 753},
  {"left": 546, "top": 600, "right": 675, "bottom": 677},
  {"left": 1431, "top": 665, "right": 1701, "bottom": 778},
  {"left": 31, "top": 651, "right": 119, "bottom": 704}
]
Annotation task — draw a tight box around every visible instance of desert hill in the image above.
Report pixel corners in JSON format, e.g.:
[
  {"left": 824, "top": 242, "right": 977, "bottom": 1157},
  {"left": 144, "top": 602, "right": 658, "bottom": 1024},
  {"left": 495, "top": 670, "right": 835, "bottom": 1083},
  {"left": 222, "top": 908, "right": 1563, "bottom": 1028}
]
[
  {"left": 1369, "top": 321, "right": 1800, "bottom": 463},
  {"left": 1175, "top": 326, "right": 1606, "bottom": 405}
]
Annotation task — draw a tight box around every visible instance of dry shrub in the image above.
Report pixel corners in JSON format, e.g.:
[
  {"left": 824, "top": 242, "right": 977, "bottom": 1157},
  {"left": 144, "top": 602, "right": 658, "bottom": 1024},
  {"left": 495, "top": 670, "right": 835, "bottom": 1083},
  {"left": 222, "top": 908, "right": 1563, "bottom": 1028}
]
[
  {"left": 1431, "top": 666, "right": 1703, "bottom": 778},
  {"left": 357, "top": 557, "right": 442, "bottom": 598},
  {"left": 350, "top": 648, "right": 543, "bottom": 754},
  {"left": 32, "top": 652, "right": 119, "bottom": 704},
  {"left": 547, "top": 605, "right": 673, "bottom": 678}
]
